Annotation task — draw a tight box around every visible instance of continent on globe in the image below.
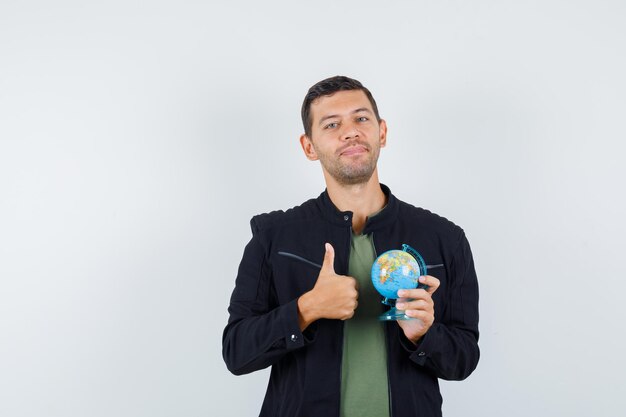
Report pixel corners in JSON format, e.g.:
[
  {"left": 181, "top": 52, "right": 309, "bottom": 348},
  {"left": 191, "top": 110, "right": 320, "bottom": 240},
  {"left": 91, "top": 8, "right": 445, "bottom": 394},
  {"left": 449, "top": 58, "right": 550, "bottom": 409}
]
[{"left": 371, "top": 250, "right": 422, "bottom": 300}]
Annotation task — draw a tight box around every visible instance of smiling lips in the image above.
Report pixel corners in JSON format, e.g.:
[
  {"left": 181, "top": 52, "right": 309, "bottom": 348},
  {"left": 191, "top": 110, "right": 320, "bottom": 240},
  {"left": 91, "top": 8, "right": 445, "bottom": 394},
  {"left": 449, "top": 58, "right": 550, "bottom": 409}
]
[{"left": 339, "top": 145, "right": 368, "bottom": 156}]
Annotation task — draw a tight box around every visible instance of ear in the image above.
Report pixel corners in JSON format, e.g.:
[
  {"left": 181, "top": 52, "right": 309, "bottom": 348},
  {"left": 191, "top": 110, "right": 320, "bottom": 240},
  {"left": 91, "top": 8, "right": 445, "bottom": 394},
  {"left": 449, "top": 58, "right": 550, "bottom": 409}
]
[
  {"left": 378, "top": 119, "right": 388, "bottom": 148},
  {"left": 299, "top": 134, "right": 319, "bottom": 161}
]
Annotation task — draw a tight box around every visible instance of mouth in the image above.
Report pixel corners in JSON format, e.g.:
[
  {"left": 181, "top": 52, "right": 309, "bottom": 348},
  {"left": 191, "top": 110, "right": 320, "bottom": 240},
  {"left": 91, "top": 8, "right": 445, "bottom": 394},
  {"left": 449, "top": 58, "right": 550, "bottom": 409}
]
[{"left": 339, "top": 145, "right": 369, "bottom": 156}]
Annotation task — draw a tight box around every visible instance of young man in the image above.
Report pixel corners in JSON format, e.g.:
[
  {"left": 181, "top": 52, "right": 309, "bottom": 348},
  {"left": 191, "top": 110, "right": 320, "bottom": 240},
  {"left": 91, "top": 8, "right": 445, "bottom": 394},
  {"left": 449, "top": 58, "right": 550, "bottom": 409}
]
[{"left": 222, "top": 76, "right": 480, "bottom": 417}]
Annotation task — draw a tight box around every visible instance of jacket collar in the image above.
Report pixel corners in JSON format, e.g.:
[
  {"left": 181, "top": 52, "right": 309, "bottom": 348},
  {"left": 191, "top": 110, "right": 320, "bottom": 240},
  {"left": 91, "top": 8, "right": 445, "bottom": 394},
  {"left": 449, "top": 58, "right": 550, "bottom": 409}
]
[{"left": 316, "top": 183, "right": 400, "bottom": 233}]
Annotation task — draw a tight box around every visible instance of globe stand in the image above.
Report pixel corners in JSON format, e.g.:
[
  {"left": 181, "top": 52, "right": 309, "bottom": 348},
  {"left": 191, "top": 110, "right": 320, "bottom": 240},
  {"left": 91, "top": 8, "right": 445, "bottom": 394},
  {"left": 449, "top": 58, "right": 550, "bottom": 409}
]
[{"left": 378, "top": 297, "right": 414, "bottom": 321}]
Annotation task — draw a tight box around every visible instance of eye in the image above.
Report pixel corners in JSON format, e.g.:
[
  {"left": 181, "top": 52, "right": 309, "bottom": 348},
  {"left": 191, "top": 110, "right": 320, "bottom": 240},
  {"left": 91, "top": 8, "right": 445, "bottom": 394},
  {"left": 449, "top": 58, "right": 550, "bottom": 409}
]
[
  {"left": 357, "top": 116, "right": 369, "bottom": 122},
  {"left": 324, "top": 122, "right": 339, "bottom": 129}
]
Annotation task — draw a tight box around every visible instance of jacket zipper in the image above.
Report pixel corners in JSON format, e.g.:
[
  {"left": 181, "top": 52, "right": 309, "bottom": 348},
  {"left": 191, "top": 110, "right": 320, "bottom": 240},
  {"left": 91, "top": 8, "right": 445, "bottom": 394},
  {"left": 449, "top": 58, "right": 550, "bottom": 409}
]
[
  {"left": 372, "top": 233, "right": 393, "bottom": 417},
  {"left": 369, "top": 232, "right": 392, "bottom": 416},
  {"left": 385, "top": 326, "right": 393, "bottom": 417},
  {"left": 337, "top": 224, "right": 352, "bottom": 417}
]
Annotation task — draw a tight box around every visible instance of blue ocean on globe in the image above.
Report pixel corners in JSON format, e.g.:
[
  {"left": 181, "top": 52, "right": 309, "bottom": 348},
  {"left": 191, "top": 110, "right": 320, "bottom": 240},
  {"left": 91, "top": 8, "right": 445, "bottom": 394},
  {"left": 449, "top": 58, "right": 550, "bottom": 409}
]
[{"left": 371, "top": 250, "right": 422, "bottom": 299}]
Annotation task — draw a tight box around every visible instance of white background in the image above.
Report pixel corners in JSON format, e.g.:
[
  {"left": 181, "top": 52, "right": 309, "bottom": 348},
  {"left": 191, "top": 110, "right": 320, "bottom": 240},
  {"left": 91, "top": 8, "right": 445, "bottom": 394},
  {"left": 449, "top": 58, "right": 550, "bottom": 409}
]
[{"left": 1, "top": 1, "right": 625, "bottom": 416}]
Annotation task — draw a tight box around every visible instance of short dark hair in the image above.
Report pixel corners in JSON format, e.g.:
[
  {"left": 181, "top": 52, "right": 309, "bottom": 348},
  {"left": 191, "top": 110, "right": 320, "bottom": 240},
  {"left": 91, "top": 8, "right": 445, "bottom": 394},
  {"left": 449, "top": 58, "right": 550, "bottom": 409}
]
[{"left": 301, "top": 75, "right": 381, "bottom": 137}]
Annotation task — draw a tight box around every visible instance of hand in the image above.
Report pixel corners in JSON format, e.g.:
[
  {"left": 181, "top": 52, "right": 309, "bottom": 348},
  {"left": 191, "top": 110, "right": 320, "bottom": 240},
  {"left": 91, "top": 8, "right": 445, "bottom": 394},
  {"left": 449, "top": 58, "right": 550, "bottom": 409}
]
[
  {"left": 297, "top": 243, "right": 359, "bottom": 330},
  {"left": 396, "top": 275, "right": 440, "bottom": 344}
]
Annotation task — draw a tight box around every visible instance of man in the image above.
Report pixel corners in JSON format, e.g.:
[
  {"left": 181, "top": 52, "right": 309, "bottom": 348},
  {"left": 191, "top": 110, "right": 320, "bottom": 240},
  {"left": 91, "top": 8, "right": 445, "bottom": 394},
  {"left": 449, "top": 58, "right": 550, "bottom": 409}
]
[{"left": 222, "top": 76, "right": 479, "bottom": 417}]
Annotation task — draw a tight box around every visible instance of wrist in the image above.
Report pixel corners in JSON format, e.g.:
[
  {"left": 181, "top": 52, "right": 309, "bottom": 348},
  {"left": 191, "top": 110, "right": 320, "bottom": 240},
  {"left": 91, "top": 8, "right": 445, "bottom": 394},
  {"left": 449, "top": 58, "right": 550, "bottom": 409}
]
[{"left": 297, "top": 292, "right": 317, "bottom": 331}]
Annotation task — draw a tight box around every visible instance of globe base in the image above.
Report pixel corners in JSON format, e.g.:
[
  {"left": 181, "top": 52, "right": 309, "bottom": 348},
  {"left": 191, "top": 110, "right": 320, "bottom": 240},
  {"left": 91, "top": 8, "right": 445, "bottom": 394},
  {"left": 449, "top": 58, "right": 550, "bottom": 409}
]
[
  {"left": 378, "top": 307, "right": 414, "bottom": 321},
  {"left": 379, "top": 298, "right": 417, "bottom": 321}
]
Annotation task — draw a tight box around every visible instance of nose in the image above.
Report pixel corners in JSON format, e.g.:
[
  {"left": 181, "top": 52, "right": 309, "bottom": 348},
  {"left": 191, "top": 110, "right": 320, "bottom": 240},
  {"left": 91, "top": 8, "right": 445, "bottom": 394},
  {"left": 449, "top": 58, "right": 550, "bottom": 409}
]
[{"left": 341, "top": 121, "right": 360, "bottom": 141}]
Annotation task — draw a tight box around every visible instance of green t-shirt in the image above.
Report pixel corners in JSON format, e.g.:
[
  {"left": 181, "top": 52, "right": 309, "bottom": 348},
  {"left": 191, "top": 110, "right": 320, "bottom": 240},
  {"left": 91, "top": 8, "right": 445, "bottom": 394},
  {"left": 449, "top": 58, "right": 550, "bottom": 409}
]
[{"left": 340, "top": 232, "right": 390, "bottom": 417}]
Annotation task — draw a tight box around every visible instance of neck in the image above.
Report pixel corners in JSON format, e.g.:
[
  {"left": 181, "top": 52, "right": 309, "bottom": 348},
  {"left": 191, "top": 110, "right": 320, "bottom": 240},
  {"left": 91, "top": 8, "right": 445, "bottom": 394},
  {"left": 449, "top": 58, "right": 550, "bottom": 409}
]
[{"left": 324, "top": 170, "right": 386, "bottom": 235}]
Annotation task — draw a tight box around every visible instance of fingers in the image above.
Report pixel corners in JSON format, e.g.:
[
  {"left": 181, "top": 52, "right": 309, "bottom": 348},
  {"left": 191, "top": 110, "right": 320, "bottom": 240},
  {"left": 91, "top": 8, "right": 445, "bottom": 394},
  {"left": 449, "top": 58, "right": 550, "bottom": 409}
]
[
  {"left": 403, "top": 309, "right": 433, "bottom": 323},
  {"left": 310, "top": 243, "right": 359, "bottom": 321},
  {"left": 419, "top": 275, "right": 440, "bottom": 294},
  {"left": 396, "top": 291, "right": 435, "bottom": 328},
  {"left": 396, "top": 275, "right": 439, "bottom": 314},
  {"left": 339, "top": 297, "right": 358, "bottom": 320},
  {"left": 321, "top": 243, "right": 336, "bottom": 273},
  {"left": 397, "top": 275, "right": 440, "bottom": 298},
  {"left": 395, "top": 277, "right": 438, "bottom": 342},
  {"left": 395, "top": 298, "right": 430, "bottom": 311}
]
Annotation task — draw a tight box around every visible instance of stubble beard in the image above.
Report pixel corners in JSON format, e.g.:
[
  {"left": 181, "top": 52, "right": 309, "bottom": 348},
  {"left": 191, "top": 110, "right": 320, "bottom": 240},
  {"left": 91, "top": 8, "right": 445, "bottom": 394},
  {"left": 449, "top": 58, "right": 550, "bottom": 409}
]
[{"left": 318, "top": 145, "right": 380, "bottom": 186}]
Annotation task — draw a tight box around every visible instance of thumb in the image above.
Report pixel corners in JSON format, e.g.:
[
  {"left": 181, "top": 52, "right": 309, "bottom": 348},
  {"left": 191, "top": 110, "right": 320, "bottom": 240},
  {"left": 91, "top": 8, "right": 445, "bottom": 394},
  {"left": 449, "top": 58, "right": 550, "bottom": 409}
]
[{"left": 321, "top": 243, "right": 336, "bottom": 273}]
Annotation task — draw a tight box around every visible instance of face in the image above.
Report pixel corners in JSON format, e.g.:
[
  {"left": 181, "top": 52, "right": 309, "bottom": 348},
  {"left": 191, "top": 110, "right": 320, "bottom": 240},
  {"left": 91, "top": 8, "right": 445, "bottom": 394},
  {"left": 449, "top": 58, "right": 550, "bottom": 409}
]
[{"left": 300, "top": 90, "right": 387, "bottom": 186}]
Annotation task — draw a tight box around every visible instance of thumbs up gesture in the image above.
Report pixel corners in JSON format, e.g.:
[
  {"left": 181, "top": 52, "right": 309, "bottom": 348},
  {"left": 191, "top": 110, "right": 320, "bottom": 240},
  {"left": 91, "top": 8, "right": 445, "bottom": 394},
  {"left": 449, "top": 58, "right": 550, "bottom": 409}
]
[{"left": 297, "top": 243, "right": 359, "bottom": 330}]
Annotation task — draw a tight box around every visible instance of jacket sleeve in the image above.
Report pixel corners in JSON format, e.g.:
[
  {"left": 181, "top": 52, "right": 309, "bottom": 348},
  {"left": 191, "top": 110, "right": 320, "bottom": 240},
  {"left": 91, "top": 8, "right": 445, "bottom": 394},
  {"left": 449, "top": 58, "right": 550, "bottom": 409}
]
[
  {"left": 222, "top": 223, "right": 315, "bottom": 376},
  {"left": 399, "top": 231, "right": 480, "bottom": 380}
]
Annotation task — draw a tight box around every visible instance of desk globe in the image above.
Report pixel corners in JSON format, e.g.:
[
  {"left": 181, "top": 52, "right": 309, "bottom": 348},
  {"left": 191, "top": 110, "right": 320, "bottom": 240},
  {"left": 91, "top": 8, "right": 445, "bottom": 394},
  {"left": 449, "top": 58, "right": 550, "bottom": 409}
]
[{"left": 370, "top": 244, "right": 427, "bottom": 321}]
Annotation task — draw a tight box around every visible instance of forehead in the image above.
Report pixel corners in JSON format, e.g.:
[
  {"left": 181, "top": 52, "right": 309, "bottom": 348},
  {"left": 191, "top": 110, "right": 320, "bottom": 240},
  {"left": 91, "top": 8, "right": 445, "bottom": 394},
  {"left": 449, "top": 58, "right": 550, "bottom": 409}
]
[{"left": 309, "top": 90, "right": 372, "bottom": 122}]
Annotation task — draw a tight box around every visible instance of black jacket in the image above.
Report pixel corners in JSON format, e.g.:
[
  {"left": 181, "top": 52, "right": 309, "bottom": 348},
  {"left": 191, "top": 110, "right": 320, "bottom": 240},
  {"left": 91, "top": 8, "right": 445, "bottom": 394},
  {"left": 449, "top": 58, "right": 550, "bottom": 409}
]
[{"left": 223, "top": 185, "right": 479, "bottom": 417}]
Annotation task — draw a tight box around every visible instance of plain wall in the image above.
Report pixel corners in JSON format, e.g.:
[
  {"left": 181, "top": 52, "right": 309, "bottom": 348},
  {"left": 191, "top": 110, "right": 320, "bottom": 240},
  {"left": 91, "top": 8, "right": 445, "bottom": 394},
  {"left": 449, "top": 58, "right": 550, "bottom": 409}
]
[{"left": 1, "top": 1, "right": 625, "bottom": 416}]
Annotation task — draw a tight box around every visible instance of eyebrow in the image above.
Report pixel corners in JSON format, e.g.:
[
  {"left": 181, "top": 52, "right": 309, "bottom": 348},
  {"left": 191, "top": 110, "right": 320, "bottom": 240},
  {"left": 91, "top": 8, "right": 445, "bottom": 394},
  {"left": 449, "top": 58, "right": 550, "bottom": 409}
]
[{"left": 318, "top": 108, "right": 373, "bottom": 126}]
